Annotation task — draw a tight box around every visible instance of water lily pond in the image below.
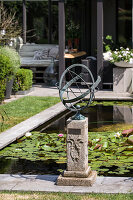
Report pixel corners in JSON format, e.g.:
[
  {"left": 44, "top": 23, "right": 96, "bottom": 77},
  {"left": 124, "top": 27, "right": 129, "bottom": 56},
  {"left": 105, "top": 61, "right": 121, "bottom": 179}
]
[{"left": 0, "top": 103, "right": 133, "bottom": 176}]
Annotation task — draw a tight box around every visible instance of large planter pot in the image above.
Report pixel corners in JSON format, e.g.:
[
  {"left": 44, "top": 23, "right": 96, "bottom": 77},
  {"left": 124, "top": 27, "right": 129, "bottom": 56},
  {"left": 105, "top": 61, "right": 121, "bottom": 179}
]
[
  {"left": 67, "top": 39, "right": 73, "bottom": 49},
  {"left": 113, "top": 62, "right": 133, "bottom": 93},
  {"left": 5, "top": 78, "right": 14, "bottom": 99},
  {"left": 114, "top": 61, "right": 133, "bottom": 68}
]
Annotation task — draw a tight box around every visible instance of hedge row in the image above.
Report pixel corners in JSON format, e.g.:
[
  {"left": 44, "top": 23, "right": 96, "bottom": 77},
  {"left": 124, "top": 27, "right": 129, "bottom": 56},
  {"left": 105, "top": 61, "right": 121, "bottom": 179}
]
[{"left": 13, "top": 69, "right": 33, "bottom": 92}]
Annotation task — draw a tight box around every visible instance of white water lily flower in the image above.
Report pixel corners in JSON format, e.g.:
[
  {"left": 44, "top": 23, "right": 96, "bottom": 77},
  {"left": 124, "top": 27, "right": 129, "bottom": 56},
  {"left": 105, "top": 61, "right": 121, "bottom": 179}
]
[
  {"left": 93, "top": 138, "right": 100, "bottom": 142},
  {"left": 114, "top": 132, "right": 121, "bottom": 138},
  {"left": 25, "top": 132, "right": 32, "bottom": 137},
  {"left": 126, "top": 48, "right": 129, "bottom": 50}
]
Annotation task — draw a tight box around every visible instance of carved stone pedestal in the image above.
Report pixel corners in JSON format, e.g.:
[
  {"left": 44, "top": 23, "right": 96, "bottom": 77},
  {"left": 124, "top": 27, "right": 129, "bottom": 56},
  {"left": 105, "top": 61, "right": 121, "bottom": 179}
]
[{"left": 56, "top": 117, "right": 97, "bottom": 186}]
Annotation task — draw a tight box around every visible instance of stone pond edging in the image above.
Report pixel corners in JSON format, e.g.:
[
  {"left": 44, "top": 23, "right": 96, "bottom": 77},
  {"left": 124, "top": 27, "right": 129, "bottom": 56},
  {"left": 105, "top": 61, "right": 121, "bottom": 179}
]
[
  {"left": 0, "top": 102, "right": 66, "bottom": 150},
  {"left": 0, "top": 174, "right": 132, "bottom": 193}
]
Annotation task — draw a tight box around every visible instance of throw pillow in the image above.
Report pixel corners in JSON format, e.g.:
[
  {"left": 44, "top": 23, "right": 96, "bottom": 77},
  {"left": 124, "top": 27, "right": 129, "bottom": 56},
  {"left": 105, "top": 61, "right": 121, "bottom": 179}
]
[
  {"left": 33, "top": 48, "right": 49, "bottom": 60},
  {"left": 48, "top": 47, "right": 59, "bottom": 59}
]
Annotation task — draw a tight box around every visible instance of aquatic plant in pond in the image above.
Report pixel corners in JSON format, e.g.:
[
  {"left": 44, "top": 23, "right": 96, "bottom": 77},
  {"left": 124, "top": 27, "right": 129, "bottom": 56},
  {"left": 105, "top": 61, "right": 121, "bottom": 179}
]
[
  {"left": 0, "top": 131, "right": 132, "bottom": 176},
  {"left": 0, "top": 132, "right": 67, "bottom": 163},
  {"left": 88, "top": 132, "right": 133, "bottom": 175}
]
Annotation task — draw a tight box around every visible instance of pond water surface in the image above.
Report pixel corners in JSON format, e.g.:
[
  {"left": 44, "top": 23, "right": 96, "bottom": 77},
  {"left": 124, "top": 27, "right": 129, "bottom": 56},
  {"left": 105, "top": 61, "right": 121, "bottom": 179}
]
[{"left": 0, "top": 104, "right": 133, "bottom": 176}]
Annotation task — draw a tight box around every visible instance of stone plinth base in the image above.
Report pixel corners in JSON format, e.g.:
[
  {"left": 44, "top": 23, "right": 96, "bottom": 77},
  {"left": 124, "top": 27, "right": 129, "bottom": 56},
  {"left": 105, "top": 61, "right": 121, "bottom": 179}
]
[
  {"left": 56, "top": 117, "right": 97, "bottom": 187},
  {"left": 56, "top": 171, "right": 97, "bottom": 186},
  {"left": 63, "top": 167, "right": 91, "bottom": 178}
]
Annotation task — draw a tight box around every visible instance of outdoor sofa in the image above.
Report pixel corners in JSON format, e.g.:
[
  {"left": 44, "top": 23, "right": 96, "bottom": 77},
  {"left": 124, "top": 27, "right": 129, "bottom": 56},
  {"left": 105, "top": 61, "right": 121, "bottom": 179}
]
[{"left": 19, "top": 43, "right": 59, "bottom": 83}]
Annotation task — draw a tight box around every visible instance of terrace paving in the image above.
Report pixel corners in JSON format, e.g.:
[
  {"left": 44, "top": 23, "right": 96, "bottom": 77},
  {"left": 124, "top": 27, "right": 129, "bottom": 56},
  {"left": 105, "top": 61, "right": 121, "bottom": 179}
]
[
  {"left": 4, "top": 84, "right": 133, "bottom": 103},
  {"left": 0, "top": 174, "right": 132, "bottom": 193},
  {"left": 1, "top": 84, "right": 133, "bottom": 194}
]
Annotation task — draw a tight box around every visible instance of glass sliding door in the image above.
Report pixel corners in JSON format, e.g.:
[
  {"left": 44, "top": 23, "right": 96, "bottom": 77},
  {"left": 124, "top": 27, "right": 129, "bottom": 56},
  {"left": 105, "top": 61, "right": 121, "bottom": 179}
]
[{"left": 117, "top": 0, "right": 132, "bottom": 47}]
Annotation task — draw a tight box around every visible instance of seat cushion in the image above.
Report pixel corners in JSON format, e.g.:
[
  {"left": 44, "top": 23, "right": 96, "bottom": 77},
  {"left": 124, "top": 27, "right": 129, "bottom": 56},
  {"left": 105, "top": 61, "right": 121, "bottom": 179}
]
[
  {"left": 20, "top": 57, "right": 52, "bottom": 67},
  {"left": 20, "top": 57, "right": 59, "bottom": 67}
]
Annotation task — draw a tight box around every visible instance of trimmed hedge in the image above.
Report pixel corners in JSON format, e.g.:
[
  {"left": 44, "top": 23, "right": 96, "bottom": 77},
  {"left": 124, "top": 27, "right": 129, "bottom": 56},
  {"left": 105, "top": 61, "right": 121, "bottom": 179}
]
[{"left": 13, "top": 69, "right": 33, "bottom": 92}]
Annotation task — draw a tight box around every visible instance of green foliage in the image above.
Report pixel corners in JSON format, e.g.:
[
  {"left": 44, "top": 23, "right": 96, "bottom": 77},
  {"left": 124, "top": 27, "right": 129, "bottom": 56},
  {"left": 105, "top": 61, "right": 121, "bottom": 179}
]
[
  {"left": 0, "top": 54, "right": 12, "bottom": 103},
  {"left": 111, "top": 47, "right": 133, "bottom": 63},
  {"left": 66, "top": 20, "right": 80, "bottom": 39},
  {"left": 0, "top": 80, "right": 6, "bottom": 103},
  {"left": 103, "top": 35, "right": 133, "bottom": 63},
  {"left": 0, "top": 54, "right": 11, "bottom": 79},
  {"left": 0, "top": 132, "right": 67, "bottom": 163},
  {"left": 0, "top": 46, "right": 20, "bottom": 79},
  {"left": 0, "top": 130, "right": 132, "bottom": 177},
  {"left": 104, "top": 35, "right": 114, "bottom": 52},
  {"left": 0, "top": 47, "right": 20, "bottom": 102},
  {"left": 13, "top": 69, "right": 33, "bottom": 92},
  {"left": 88, "top": 131, "right": 133, "bottom": 176},
  {"left": 0, "top": 4, "right": 21, "bottom": 43}
]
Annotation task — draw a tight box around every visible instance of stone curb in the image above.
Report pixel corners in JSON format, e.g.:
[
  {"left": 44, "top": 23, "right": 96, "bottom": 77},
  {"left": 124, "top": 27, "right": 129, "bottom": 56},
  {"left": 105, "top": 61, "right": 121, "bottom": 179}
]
[
  {"left": 12, "top": 87, "right": 34, "bottom": 95},
  {"left": 0, "top": 174, "right": 132, "bottom": 193},
  {"left": 0, "top": 102, "right": 66, "bottom": 150}
]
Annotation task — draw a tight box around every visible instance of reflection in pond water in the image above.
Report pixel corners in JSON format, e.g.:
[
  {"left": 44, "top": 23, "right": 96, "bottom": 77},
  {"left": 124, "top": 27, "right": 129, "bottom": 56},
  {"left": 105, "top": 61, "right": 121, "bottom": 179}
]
[
  {"left": 43, "top": 105, "right": 133, "bottom": 133},
  {"left": 0, "top": 104, "right": 133, "bottom": 176}
]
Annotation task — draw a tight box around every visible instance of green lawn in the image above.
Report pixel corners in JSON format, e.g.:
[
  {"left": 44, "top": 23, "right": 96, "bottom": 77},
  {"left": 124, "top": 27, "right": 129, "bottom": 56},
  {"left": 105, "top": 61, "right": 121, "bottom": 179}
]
[
  {"left": 0, "top": 96, "right": 60, "bottom": 133},
  {"left": 0, "top": 192, "right": 133, "bottom": 200}
]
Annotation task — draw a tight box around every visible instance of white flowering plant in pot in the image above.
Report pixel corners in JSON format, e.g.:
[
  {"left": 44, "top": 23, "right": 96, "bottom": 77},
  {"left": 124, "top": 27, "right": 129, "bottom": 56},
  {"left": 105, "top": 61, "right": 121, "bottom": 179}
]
[
  {"left": 103, "top": 47, "right": 133, "bottom": 67},
  {"left": 103, "top": 35, "right": 133, "bottom": 65},
  {"left": 111, "top": 47, "right": 133, "bottom": 63}
]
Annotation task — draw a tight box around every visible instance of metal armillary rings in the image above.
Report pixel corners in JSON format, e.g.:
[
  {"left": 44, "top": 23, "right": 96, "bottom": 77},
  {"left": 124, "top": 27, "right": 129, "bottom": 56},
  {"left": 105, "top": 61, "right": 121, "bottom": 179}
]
[{"left": 58, "top": 64, "right": 101, "bottom": 120}]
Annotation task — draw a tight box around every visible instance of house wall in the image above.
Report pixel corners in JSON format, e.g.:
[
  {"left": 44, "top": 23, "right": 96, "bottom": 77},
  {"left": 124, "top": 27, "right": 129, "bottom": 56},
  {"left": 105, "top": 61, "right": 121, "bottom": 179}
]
[
  {"left": 90, "top": 0, "right": 116, "bottom": 56},
  {"left": 90, "top": 0, "right": 97, "bottom": 56},
  {"left": 103, "top": 0, "right": 116, "bottom": 43}
]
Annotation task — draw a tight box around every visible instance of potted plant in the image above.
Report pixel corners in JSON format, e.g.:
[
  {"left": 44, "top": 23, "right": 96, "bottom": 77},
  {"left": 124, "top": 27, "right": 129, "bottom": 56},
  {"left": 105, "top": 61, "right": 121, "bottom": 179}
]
[
  {"left": 103, "top": 35, "right": 133, "bottom": 67},
  {"left": 103, "top": 35, "right": 133, "bottom": 93},
  {"left": 66, "top": 20, "right": 80, "bottom": 50},
  {"left": 103, "top": 47, "right": 133, "bottom": 67},
  {"left": 0, "top": 46, "right": 20, "bottom": 99}
]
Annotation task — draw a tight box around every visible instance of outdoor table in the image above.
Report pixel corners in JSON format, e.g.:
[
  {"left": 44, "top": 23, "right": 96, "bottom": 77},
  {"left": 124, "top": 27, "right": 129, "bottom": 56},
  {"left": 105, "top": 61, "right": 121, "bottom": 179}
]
[
  {"left": 64, "top": 51, "right": 86, "bottom": 59},
  {"left": 64, "top": 51, "right": 87, "bottom": 69}
]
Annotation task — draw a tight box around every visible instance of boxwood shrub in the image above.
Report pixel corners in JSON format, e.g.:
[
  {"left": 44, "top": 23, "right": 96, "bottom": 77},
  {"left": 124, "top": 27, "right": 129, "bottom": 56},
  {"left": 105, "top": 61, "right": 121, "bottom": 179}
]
[
  {"left": 13, "top": 68, "right": 33, "bottom": 92},
  {"left": 0, "top": 46, "right": 20, "bottom": 80},
  {"left": 0, "top": 47, "right": 20, "bottom": 103},
  {"left": 0, "top": 54, "right": 12, "bottom": 103}
]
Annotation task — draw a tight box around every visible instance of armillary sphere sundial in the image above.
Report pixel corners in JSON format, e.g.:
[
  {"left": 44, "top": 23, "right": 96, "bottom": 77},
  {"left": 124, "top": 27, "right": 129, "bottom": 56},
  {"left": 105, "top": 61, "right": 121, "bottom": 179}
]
[{"left": 58, "top": 64, "right": 101, "bottom": 120}]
